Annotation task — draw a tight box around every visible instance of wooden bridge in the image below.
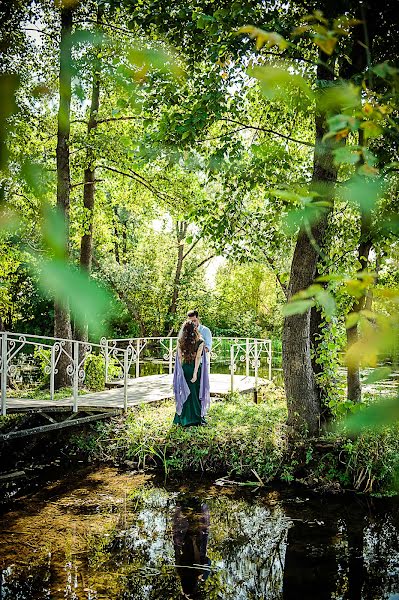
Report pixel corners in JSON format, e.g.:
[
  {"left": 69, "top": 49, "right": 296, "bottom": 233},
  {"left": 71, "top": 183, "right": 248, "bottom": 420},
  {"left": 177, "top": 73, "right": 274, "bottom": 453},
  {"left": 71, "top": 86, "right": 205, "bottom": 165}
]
[{"left": 0, "top": 332, "right": 271, "bottom": 439}]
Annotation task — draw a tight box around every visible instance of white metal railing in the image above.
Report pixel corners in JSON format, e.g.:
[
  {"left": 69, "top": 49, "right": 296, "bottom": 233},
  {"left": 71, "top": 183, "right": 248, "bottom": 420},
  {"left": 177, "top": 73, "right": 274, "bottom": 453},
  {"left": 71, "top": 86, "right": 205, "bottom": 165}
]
[
  {"left": 104, "top": 336, "right": 272, "bottom": 391},
  {"left": 0, "top": 332, "right": 130, "bottom": 416},
  {"left": 0, "top": 332, "right": 273, "bottom": 415}
]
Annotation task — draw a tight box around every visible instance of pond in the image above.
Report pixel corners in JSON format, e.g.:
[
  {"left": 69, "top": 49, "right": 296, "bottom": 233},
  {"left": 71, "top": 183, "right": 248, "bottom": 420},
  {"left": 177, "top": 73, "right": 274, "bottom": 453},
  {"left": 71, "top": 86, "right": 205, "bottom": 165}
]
[{"left": 1, "top": 467, "right": 398, "bottom": 599}]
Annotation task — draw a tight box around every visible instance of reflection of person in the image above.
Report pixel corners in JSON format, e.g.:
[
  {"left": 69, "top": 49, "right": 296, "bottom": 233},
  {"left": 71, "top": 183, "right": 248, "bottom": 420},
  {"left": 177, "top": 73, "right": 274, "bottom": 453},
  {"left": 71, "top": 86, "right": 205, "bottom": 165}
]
[
  {"left": 173, "top": 320, "right": 210, "bottom": 427},
  {"left": 173, "top": 500, "right": 211, "bottom": 599}
]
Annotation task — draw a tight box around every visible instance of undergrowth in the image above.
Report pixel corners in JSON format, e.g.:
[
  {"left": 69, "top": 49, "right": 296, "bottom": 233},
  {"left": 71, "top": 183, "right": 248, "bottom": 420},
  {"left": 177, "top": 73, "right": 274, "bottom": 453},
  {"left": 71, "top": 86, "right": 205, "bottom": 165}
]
[{"left": 71, "top": 391, "right": 399, "bottom": 496}]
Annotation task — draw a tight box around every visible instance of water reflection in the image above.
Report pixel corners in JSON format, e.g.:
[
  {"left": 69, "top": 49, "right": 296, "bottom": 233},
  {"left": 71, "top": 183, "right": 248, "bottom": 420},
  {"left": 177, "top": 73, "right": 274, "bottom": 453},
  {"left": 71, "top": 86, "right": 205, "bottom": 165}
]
[
  {"left": 173, "top": 498, "right": 211, "bottom": 599},
  {"left": 0, "top": 469, "right": 399, "bottom": 599}
]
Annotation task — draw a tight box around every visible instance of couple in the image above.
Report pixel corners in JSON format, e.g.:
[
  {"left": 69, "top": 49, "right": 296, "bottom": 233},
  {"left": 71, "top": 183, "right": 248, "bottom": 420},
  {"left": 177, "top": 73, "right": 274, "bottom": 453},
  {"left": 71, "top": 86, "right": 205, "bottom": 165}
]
[{"left": 173, "top": 310, "right": 212, "bottom": 427}]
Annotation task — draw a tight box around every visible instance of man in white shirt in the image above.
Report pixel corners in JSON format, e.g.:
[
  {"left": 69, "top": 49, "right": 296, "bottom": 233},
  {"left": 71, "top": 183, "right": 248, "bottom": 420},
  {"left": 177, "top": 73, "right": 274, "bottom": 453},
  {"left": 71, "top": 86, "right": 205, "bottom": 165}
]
[
  {"left": 187, "top": 310, "right": 212, "bottom": 354},
  {"left": 187, "top": 310, "right": 212, "bottom": 425}
]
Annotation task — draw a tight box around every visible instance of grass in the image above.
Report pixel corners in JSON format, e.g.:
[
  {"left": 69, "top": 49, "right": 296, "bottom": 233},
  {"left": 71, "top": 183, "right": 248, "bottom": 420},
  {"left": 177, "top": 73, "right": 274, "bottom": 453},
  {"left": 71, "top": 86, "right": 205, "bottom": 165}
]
[{"left": 71, "top": 386, "right": 399, "bottom": 496}]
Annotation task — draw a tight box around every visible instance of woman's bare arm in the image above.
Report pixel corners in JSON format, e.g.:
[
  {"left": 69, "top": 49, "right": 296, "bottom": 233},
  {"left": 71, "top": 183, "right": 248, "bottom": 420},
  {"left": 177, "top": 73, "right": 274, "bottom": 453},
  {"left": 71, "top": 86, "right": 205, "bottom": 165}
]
[{"left": 191, "top": 342, "right": 204, "bottom": 383}]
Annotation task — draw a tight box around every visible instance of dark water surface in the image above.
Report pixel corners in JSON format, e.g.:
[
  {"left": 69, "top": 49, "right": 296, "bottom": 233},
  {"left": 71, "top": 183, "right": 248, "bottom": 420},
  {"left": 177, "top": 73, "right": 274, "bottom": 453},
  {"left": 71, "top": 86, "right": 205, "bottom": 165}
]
[{"left": 0, "top": 467, "right": 398, "bottom": 599}]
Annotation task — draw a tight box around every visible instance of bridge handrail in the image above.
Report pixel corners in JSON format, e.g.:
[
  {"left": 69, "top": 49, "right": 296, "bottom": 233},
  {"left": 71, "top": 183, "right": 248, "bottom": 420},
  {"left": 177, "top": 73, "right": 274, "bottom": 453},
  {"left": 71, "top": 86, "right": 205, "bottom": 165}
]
[
  {"left": 0, "top": 331, "right": 130, "bottom": 416},
  {"left": 102, "top": 335, "right": 272, "bottom": 383},
  {"left": 1, "top": 332, "right": 273, "bottom": 416}
]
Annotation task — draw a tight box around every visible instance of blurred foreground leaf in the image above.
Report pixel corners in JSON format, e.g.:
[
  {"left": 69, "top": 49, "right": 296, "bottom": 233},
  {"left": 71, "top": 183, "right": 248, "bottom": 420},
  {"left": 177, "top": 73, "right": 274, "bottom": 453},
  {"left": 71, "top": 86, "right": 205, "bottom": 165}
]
[
  {"left": 363, "top": 366, "right": 392, "bottom": 385},
  {"left": 249, "top": 65, "right": 314, "bottom": 103},
  {"left": 33, "top": 258, "right": 117, "bottom": 337},
  {"left": 341, "top": 395, "right": 399, "bottom": 433}
]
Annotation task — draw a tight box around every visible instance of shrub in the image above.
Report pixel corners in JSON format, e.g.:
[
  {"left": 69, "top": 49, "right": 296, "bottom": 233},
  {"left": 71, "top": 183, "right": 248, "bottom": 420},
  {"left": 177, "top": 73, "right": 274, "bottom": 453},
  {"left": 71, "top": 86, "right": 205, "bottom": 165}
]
[{"left": 84, "top": 354, "right": 106, "bottom": 391}]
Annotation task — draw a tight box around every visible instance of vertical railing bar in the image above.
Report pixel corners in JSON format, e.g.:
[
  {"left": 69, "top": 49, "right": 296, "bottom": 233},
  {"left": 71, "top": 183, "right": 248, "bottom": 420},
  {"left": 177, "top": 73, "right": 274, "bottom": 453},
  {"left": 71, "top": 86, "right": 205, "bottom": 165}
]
[
  {"left": 169, "top": 337, "right": 173, "bottom": 375},
  {"left": 230, "top": 344, "right": 234, "bottom": 393},
  {"left": 73, "top": 340, "right": 79, "bottom": 413},
  {"left": 1, "top": 333, "right": 7, "bottom": 416},
  {"left": 269, "top": 341, "right": 272, "bottom": 381},
  {"left": 105, "top": 339, "right": 109, "bottom": 384},
  {"left": 123, "top": 349, "right": 128, "bottom": 412},
  {"left": 254, "top": 339, "right": 259, "bottom": 391},
  {"left": 246, "top": 338, "right": 250, "bottom": 377},
  {"left": 50, "top": 345, "right": 55, "bottom": 402},
  {"left": 136, "top": 339, "right": 140, "bottom": 378}
]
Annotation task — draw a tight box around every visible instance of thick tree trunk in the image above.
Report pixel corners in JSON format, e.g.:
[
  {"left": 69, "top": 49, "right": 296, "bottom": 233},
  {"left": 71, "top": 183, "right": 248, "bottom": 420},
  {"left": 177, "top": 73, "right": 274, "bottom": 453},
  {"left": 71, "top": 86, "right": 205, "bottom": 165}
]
[
  {"left": 77, "top": 7, "right": 102, "bottom": 344},
  {"left": 54, "top": 5, "right": 73, "bottom": 388},
  {"left": 282, "top": 55, "right": 338, "bottom": 436}
]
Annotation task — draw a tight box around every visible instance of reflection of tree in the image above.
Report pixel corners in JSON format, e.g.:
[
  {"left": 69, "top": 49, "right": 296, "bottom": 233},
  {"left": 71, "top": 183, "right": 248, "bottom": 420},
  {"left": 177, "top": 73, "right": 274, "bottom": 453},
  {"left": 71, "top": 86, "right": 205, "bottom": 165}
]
[
  {"left": 173, "top": 499, "right": 211, "bottom": 599},
  {"left": 363, "top": 508, "right": 399, "bottom": 599},
  {"left": 282, "top": 517, "right": 338, "bottom": 600}
]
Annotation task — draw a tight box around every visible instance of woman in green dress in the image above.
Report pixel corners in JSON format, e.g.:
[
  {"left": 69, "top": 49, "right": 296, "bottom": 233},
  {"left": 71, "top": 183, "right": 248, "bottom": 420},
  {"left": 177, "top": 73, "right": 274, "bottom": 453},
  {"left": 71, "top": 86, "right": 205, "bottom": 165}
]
[{"left": 173, "top": 320, "right": 204, "bottom": 427}]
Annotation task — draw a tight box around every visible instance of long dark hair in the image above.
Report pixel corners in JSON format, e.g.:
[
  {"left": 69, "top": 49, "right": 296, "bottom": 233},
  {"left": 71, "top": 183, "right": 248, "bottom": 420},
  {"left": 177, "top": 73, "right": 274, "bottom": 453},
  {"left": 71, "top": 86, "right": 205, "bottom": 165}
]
[{"left": 178, "top": 320, "right": 201, "bottom": 363}]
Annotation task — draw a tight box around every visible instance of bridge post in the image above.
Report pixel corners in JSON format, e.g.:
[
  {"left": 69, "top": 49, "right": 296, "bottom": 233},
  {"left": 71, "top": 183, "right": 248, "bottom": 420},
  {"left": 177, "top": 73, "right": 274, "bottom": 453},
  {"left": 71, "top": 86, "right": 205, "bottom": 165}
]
[
  {"left": 50, "top": 344, "right": 55, "bottom": 402},
  {"left": 246, "top": 338, "right": 250, "bottom": 377},
  {"left": 254, "top": 339, "right": 259, "bottom": 390},
  {"left": 123, "top": 349, "right": 128, "bottom": 412},
  {"left": 73, "top": 340, "right": 79, "bottom": 412},
  {"left": 104, "top": 339, "right": 109, "bottom": 384},
  {"left": 268, "top": 341, "right": 272, "bottom": 381},
  {"left": 135, "top": 339, "right": 140, "bottom": 378},
  {"left": 230, "top": 344, "right": 234, "bottom": 393},
  {"left": 1, "top": 332, "right": 7, "bottom": 416},
  {"left": 169, "top": 337, "right": 173, "bottom": 375}
]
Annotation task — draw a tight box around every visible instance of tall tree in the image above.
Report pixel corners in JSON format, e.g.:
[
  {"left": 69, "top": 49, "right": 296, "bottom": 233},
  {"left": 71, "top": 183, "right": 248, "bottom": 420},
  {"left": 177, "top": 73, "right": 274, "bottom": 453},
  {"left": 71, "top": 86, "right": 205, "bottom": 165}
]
[
  {"left": 55, "top": 2, "right": 74, "bottom": 385},
  {"left": 77, "top": 3, "right": 103, "bottom": 343}
]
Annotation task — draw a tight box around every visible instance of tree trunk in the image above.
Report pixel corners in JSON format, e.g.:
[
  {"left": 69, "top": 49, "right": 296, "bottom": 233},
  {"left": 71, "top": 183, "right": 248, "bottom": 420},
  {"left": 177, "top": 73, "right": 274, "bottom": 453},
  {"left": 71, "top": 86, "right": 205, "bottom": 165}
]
[
  {"left": 165, "top": 221, "right": 187, "bottom": 334},
  {"left": 54, "top": 5, "right": 73, "bottom": 388},
  {"left": 77, "top": 5, "right": 102, "bottom": 344},
  {"left": 282, "top": 55, "right": 338, "bottom": 436}
]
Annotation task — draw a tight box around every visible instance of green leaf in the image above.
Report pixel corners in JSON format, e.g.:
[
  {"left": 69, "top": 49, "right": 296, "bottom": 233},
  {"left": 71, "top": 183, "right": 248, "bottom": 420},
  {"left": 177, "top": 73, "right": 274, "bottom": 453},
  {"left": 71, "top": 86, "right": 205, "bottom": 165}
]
[
  {"left": 341, "top": 175, "right": 384, "bottom": 214},
  {"left": 42, "top": 205, "right": 67, "bottom": 260},
  {"left": 345, "top": 312, "right": 360, "bottom": 329},
  {"left": 33, "top": 258, "right": 116, "bottom": 337},
  {"left": 249, "top": 65, "right": 314, "bottom": 103},
  {"left": 333, "top": 146, "right": 361, "bottom": 166},
  {"left": 363, "top": 366, "right": 392, "bottom": 385},
  {"left": 315, "top": 289, "right": 336, "bottom": 318},
  {"left": 282, "top": 299, "right": 314, "bottom": 316},
  {"left": 341, "top": 395, "right": 399, "bottom": 433}
]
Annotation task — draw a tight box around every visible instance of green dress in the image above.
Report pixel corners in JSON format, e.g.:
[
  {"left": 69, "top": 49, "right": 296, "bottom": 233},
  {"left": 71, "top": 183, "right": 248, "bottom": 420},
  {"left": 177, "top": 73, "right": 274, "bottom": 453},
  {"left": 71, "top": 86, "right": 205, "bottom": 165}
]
[{"left": 173, "top": 341, "right": 203, "bottom": 427}]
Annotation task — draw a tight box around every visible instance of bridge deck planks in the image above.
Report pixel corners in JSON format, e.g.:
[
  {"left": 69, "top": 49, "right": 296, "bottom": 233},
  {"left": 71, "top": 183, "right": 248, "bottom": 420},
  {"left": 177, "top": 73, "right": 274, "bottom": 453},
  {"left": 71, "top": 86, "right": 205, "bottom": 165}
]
[{"left": 5, "top": 373, "right": 266, "bottom": 412}]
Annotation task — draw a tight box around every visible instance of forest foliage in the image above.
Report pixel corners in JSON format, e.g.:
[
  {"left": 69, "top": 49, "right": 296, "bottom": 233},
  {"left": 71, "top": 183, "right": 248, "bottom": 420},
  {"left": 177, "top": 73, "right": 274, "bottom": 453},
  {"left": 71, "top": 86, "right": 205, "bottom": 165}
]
[{"left": 1, "top": 0, "right": 398, "bottom": 434}]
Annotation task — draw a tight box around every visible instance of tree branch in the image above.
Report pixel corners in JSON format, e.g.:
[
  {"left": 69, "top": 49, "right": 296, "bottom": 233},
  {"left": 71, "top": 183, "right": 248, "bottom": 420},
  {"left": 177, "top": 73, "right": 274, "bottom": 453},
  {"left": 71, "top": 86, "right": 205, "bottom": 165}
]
[
  {"left": 97, "top": 164, "right": 175, "bottom": 206},
  {"left": 219, "top": 118, "right": 314, "bottom": 147},
  {"left": 182, "top": 236, "right": 202, "bottom": 260},
  {"left": 193, "top": 254, "right": 216, "bottom": 271}
]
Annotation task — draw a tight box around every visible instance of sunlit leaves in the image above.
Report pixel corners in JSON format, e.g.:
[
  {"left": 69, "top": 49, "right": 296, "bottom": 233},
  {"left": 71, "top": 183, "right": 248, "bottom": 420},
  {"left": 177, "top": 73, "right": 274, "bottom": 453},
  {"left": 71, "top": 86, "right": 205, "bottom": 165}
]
[
  {"left": 237, "top": 26, "right": 288, "bottom": 51},
  {"left": 293, "top": 11, "right": 362, "bottom": 56}
]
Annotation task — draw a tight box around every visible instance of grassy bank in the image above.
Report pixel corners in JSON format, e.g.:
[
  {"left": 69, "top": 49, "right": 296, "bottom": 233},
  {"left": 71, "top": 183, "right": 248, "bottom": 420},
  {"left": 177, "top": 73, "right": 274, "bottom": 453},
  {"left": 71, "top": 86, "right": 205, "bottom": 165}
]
[{"left": 72, "top": 388, "right": 399, "bottom": 496}]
